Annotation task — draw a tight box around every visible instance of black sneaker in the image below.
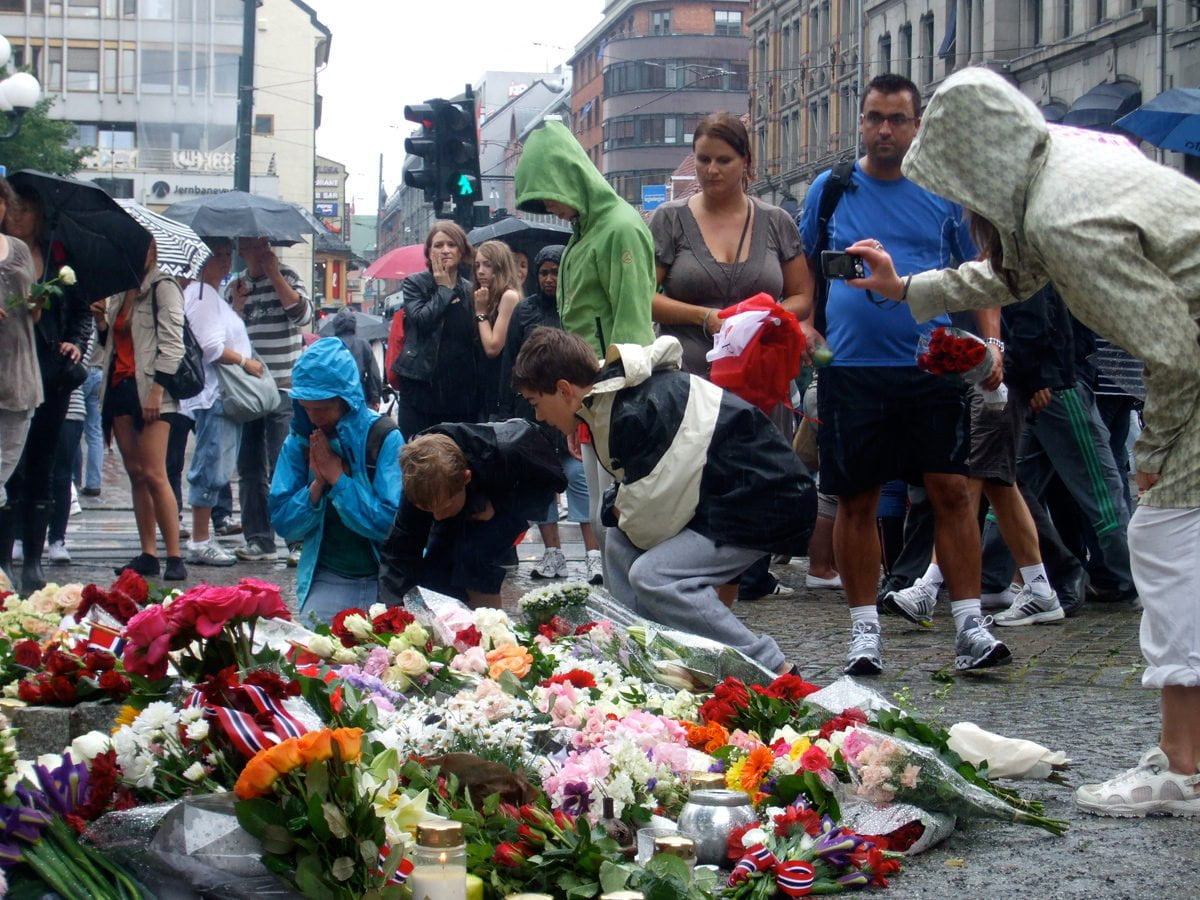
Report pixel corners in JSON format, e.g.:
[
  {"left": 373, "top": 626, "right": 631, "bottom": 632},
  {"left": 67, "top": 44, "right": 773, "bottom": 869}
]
[
  {"left": 163, "top": 556, "right": 188, "bottom": 581},
  {"left": 114, "top": 553, "right": 160, "bottom": 577}
]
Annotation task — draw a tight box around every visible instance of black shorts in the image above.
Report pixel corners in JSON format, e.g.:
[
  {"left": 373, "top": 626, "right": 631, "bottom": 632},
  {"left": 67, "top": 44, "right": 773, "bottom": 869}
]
[
  {"left": 968, "top": 388, "right": 1027, "bottom": 485},
  {"left": 102, "top": 377, "right": 143, "bottom": 433},
  {"left": 816, "top": 365, "right": 969, "bottom": 497}
]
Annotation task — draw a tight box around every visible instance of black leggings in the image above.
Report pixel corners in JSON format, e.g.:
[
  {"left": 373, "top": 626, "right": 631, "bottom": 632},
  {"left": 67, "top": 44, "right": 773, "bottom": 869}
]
[{"left": 5, "top": 386, "right": 72, "bottom": 513}]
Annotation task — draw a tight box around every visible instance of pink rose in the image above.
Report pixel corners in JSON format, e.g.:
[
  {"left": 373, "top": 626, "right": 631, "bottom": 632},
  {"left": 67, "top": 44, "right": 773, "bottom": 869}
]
[
  {"left": 123, "top": 605, "right": 174, "bottom": 679},
  {"left": 241, "top": 579, "right": 291, "bottom": 620},
  {"left": 448, "top": 646, "right": 487, "bottom": 675},
  {"left": 171, "top": 586, "right": 248, "bottom": 637}
]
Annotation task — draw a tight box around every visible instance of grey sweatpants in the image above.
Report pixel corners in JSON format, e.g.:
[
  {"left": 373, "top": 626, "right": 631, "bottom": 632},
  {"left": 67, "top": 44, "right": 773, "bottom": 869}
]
[{"left": 605, "top": 526, "right": 786, "bottom": 671}]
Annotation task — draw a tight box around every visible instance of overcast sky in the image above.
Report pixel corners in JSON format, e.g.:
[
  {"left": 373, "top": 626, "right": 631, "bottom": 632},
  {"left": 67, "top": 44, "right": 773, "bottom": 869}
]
[{"left": 306, "top": 0, "right": 604, "bottom": 215}]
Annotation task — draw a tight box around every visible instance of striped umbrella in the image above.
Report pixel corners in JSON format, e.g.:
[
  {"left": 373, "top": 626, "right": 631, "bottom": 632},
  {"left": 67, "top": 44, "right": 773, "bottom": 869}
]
[{"left": 116, "top": 200, "right": 210, "bottom": 279}]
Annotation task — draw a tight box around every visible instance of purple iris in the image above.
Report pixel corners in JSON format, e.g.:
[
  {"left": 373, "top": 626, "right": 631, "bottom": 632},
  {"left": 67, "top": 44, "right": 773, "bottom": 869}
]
[
  {"left": 33, "top": 754, "right": 90, "bottom": 817},
  {"left": 0, "top": 786, "right": 54, "bottom": 866}
]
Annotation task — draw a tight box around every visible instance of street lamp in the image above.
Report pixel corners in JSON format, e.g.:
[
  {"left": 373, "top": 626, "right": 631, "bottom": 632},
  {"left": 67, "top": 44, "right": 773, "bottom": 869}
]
[{"left": 0, "top": 35, "right": 43, "bottom": 141}]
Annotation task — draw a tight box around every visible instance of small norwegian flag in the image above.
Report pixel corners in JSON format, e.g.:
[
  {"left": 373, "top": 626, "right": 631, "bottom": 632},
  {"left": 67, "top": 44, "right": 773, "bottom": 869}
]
[{"left": 87, "top": 622, "right": 125, "bottom": 655}]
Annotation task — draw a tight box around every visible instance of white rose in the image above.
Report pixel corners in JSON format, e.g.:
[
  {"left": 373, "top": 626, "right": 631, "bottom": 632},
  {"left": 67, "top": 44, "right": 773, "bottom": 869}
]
[
  {"left": 387, "top": 635, "right": 411, "bottom": 655},
  {"left": 402, "top": 622, "right": 429, "bottom": 647},
  {"left": 342, "top": 614, "right": 374, "bottom": 643},
  {"left": 69, "top": 731, "right": 111, "bottom": 762},
  {"left": 306, "top": 634, "right": 336, "bottom": 658},
  {"left": 182, "top": 761, "right": 207, "bottom": 782},
  {"left": 486, "top": 628, "right": 517, "bottom": 649},
  {"left": 741, "top": 827, "right": 769, "bottom": 847},
  {"left": 368, "top": 603, "right": 386, "bottom": 619},
  {"left": 58, "top": 265, "right": 77, "bottom": 286},
  {"left": 185, "top": 719, "right": 210, "bottom": 742},
  {"left": 332, "top": 645, "right": 358, "bottom": 664},
  {"left": 383, "top": 666, "right": 412, "bottom": 691},
  {"left": 394, "top": 648, "right": 429, "bottom": 678}
]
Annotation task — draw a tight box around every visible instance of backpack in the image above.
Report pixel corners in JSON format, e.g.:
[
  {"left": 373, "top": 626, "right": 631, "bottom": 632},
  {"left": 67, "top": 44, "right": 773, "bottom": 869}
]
[
  {"left": 805, "top": 159, "right": 856, "bottom": 337},
  {"left": 149, "top": 277, "right": 205, "bottom": 401},
  {"left": 384, "top": 308, "right": 405, "bottom": 391},
  {"left": 365, "top": 415, "right": 400, "bottom": 483}
]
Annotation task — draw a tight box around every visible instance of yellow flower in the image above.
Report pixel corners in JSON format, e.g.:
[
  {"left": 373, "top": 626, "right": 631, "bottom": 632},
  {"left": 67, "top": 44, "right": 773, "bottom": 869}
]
[
  {"left": 113, "top": 705, "right": 139, "bottom": 731},
  {"left": 725, "top": 758, "right": 745, "bottom": 790},
  {"left": 788, "top": 737, "right": 812, "bottom": 761}
]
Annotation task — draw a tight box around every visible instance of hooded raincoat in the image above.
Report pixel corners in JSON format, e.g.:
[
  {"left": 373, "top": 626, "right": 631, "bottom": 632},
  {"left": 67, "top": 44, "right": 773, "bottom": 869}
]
[
  {"left": 268, "top": 338, "right": 404, "bottom": 607},
  {"left": 514, "top": 121, "right": 656, "bottom": 356},
  {"left": 901, "top": 68, "right": 1200, "bottom": 509},
  {"left": 330, "top": 307, "right": 383, "bottom": 407},
  {"left": 578, "top": 336, "right": 815, "bottom": 554}
]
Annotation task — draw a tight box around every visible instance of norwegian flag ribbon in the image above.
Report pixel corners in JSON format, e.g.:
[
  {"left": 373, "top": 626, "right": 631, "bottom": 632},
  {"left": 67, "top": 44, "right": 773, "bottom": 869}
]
[
  {"left": 729, "top": 843, "right": 780, "bottom": 886},
  {"left": 377, "top": 846, "right": 414, "bottom": 885},
  {"left": 211, "top": 704, "right": 272, "bottom": 758},
  {"left": 775, "top": 859, "right": 817, "bottom": 897},
  {"left": 241, "top": 683, "right": 307, "bottom": 739}
]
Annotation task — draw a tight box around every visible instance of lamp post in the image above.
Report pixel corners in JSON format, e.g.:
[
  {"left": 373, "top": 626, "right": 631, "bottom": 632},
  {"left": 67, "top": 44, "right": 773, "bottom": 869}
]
[{"left": 0, "top": 34, "right": 43, "bottom": 142}]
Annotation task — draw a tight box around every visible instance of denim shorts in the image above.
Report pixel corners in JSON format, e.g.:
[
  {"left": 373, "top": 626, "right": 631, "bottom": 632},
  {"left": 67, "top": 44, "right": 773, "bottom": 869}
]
[
  {"left": 301, "top": 568, "right": 380, "bottom": 627},
  {"left": 536, "top": 452, "right": 589, "bottom": 525},
  {"left": 187, "top": 398, "right": 242, "bottom": 508}
]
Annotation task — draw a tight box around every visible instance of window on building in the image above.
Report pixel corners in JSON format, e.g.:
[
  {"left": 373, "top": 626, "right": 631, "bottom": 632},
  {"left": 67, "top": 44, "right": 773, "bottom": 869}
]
[
  {"left": 920, "top": 14, "right": 934, "bottom": 83},
  {"left": 214, "top": 0, "right": 241, "bottom": 21},
  {"left": 714, "top": 10, "right": 742, "bottom": 35},
  {"left": 254, "top": 114, "right": 274, "bottom": 136},
  {"left": 68, "top": 0, "right": 100, "bottom": 15},
  {"left": 808, "top": 5, "right": 819, "bottom": 53},
  {"left": 1188, "top": 0, "right": 1199, "bottom": 22},
  {"left": 782, "top": 25, "right": 791, "bottom": 72},
  {"left": 0, "top": 1, "right": 27, "bottom": 10},
  {"left": 878, "top": 33, "right": 892, "bottom": 74},
  {"left": 792, "top": 17, "right": 801, "bottom": 67},
  {"left": 99, "top": 125, "right": 135, "bottom": 149},
  {"left": 213, "top": 52, "right": 239, "bottom": 95},
  {"left": 143, "top": 0, "right": 170, "bottom": 17},
  {"left": 103, "top": 47, "right": 117, "bottom": 92},
  {"left": 1027, "top": 0, "right": 1044, "bottom": 45},
  {"left": 899, "top": 23, "right": 913, "bottom": 78},
  {"left": 176, "top": 49, "right": 192, "bottom": 94},
  {"left": 652, "top": 10, "right": 671, "bottom": 35},
  {"left": 1061, "top": 0, "right": 1073, "bottom": 36},
  {"left": 45, "top": 47, "right": 62, "bottom": 92},
  {"left": 140, "top": 48, "right": 172, "bottom": 92},
  {"left": 807, "top": 104, "right": 818, "bottom": 161},
  {"left": 71, "top": 123, "right": 97, "bottom": 148},
  {"left": 1094, "top": 0, "right": 1106, "bottom": 22},
  {"left": 66, "top": 48, "right": 100, "bottom": 91}
]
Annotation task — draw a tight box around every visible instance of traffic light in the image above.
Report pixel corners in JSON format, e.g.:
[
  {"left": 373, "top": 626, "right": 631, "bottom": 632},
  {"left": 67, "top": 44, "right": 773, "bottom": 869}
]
[
  {"left": 436, "top": 97, "right": 482, "bottom": 210},
  {"left": 403, "top": 101, "right": 443, "bottom": 203}
]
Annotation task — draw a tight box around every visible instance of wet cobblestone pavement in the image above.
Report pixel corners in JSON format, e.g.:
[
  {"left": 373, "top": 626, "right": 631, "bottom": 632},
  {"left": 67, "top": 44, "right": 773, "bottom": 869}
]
[{"left": 35, "top": 452, "right": 1200, "bottom": 898}]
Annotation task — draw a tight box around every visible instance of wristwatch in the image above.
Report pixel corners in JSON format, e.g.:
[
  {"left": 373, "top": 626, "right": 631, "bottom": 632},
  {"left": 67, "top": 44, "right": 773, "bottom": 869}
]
[
  {"left": 984, "top": 337, "right": 1005, "bottom": 352},
  {"left": 475, "top": 313, "right": 488, "bottom": 322}
]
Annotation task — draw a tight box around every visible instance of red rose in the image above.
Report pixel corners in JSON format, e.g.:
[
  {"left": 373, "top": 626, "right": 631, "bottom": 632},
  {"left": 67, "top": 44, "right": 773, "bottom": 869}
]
[
  {"left": 17, "top": 679, "right": 44, "bottom": 703},
  {"left": 817, "top": 707, "right": 868, "bottom": 741},
  {"left": 44, "top": 648, "right": 82, "bottom": 676},
  {"left": 574, "top": 622, "right": 602, "bottom": 635},
  {"left": 332, "top": 608, "right": 369, "bottom": 646},
  {"left": 492, "top": 841, "right": 531, "bottom": 868},
  {"left": 712, "top": 677, "right": 750, "bottom": 707},
  {"left": 111, "top": 570, "right": 149, "bottom": 605},
  {"left": 542, "top": 670, "right": 597, "bottom": 690},
  {"left": 453, "top": 625, "right": 482, "bottom": 649},
  {"left": 800, "top": 745, "right": 832, "bottom": 772},
  {"left": 370, "top": 606, "right": 414, "bottom": 636},
  {"left": 764, "top": 673, "right": 820, "bottom": 702},
  {"left": 50, "top": 675, "right": 77, "bottom": 703},
  {"left": 81, "top": 650, "right": 117, "bottom": 673},
  {"left": 698, "top": 697, "right": 738, "bottom": 727},
  {"left": 13, "top": 639, "right": 42, "bottom": 669},
  {"left": 98, "top": 670, "right": 132, "bottom": 697}
]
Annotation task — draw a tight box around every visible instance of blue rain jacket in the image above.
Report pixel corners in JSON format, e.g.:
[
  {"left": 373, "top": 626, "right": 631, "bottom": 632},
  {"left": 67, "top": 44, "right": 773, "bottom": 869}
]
[{"left": 268, "top": 338, "right": 404, "bottom": 607}]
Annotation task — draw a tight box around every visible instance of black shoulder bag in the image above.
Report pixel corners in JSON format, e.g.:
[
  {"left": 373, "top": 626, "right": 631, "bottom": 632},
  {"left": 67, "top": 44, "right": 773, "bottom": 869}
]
[{"left": 150, "top": 278, "right": 205, "bottom": 401}]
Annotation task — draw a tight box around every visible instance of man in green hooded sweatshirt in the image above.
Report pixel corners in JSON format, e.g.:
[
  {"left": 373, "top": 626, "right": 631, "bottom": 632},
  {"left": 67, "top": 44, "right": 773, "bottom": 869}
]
[
  {"left": 514, "top": 119, "right": 656, "bottom": 357},
  {"left": 515, "top": 119, "right": 657, "bottom": 558}
]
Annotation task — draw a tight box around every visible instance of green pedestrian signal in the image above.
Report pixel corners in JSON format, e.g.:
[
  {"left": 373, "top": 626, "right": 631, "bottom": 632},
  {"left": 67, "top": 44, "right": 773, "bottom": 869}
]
[{"left": 455, "top": 174, "right": 477, "bottom": 197}]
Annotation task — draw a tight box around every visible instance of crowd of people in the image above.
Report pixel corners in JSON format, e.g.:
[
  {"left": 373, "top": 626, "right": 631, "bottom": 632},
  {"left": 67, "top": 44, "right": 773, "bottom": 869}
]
[{"left": 0, "top": 65, "right": 1196, "bottom": 820}]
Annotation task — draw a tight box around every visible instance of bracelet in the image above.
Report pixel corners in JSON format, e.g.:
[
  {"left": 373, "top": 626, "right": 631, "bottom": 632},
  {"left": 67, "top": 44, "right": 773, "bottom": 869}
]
[
  {"left": 900, "top": 275, "right": 913, "bottom": 301},
  {"left": 475, "top": 313, "right": 488, "bottom": 322},
  {"left": 703, "top": 308, "right": 716, "bottom": 334},
  {"left": 984, "top": 337, "right": 1006, "bottom": 352}
]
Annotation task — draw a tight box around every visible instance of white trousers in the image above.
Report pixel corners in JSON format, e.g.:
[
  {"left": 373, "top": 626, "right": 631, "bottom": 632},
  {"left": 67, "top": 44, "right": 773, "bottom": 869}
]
[{"left": 1130, "top": 504, "right": 1200, "bottom": 688}]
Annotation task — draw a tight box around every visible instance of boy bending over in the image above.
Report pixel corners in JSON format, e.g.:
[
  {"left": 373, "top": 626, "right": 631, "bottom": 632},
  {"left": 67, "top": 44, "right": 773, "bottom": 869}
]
[
  {"left": 513, "top": 327, "right": 814, "bottom": 673},
  {"left": 379, "top": 420, "right": 566, "bottom": 608}
]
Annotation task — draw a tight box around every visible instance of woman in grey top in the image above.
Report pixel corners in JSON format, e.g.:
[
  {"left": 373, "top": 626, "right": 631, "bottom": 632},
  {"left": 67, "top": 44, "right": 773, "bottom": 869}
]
[
  {"left": 0, "top": 176, "right": 43, "bottom": 587},
  {"left": 649, "top": 112, "right": 810, "bottom": 377}
]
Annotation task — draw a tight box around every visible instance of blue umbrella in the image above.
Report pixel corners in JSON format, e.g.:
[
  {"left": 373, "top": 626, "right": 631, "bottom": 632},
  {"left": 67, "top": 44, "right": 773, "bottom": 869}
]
[{"left": 1114, "top": 88, "right": 1200, "bottom": 156}]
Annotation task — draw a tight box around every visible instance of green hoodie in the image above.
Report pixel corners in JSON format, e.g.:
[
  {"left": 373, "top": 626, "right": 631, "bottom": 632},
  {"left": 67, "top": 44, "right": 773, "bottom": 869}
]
[{"left": 515, "top": 120, "right": 655, "bottom": 356}]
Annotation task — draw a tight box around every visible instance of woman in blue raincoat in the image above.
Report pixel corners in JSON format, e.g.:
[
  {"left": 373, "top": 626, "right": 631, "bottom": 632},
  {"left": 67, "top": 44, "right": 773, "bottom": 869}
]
[{"left": 269, "top": 338, "right": 404, "bottom": 623}]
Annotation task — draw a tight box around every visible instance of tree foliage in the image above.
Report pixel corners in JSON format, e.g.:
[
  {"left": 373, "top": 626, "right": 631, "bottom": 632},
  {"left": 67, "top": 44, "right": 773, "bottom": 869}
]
[{"left": 0, "top": 95, "right": 90, "bottom": 175}]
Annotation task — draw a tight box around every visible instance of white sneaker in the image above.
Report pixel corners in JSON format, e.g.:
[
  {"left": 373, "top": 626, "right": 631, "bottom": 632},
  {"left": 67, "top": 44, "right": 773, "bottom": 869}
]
[
  {"left": 187, "top": 540, "right": 237, "bottom": 567},
  {"left": 586, "top": 549, "right": 603, "bottom": 585},
  {"left": 531, "top": 547, "right": 567, "bottom": 578},
  {"left": 1076, "top": 748, "right": 1200, "bottom": 818},
  {"left": 69, "top": 484, "right": 82, "bottom": 517},
  {"left": 981, "top": 582, "right": 1019, "bottom": 610},
  {"left": 994, "top": 585, "right": 1065, "bottom": 626},
  {"left": 11, "top": 540, "right": 22, "bottom": 563},
  {"left": 882, "top": 579, "right": 938, "bottom": 627},
  {"left": 47, "top": 540, "right": 71, "bottom": 564}
]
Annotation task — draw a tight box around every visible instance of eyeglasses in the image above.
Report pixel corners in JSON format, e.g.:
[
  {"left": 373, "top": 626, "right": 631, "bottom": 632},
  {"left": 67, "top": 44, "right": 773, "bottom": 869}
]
[{"left": 861, "top": 112, "right": 917, "bottom": 128}]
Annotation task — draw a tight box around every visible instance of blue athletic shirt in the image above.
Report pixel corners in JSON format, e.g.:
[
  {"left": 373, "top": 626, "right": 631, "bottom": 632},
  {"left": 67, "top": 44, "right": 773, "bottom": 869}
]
[{"left": 800, "top": 165, "right": 974, "bottom": 366}]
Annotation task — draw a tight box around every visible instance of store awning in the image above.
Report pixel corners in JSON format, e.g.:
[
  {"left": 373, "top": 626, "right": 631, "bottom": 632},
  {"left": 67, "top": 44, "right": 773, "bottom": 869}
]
[
  {"left": 937, "top": 6, "right": 957, "bottom": 60},
  {"left": 1062, "top": 81, "right": 1142, "bottom": 130}
]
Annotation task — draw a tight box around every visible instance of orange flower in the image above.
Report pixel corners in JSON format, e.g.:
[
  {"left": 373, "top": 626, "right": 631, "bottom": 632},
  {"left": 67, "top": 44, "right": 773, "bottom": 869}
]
[
  {"left": 235, "top": 753, "right": 282, "bottom": 799},
  {"left": 262, "top": 737, "right": 306, "bottom": 775},
  {"left": 330, "top": 727, "right": 364, "bottom": 763},
  {"left": 685, "top": 721, "right": 730, "bottom": 754},
  {"left": 485, "top": 645, "right": 534, "bottom": 680},
  {"left": 297, "top": 729, "right": 334, "bottom": 765},
  {"left": 739, "top": 746, "right": 775, "bottom": 794}
]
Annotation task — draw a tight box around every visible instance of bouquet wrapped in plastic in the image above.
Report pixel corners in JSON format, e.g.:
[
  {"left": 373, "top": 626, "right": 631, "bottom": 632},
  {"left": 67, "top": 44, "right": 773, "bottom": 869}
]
[
  {"left": 916, "top": 326, "right": 1008, "bottom": 410},
  {"left": 841, "top": 726, "right": 1067, "bottom": 835}
]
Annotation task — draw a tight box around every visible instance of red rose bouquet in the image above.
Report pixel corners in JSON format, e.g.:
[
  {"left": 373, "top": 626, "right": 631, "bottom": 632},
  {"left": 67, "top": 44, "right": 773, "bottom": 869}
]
[{"left": 916, "top": 326, "right": 1008, "bottom": 409}]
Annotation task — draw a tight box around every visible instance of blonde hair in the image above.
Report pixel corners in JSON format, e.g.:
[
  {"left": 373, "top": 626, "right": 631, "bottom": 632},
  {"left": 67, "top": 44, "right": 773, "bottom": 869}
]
[
  {"left": 473, "top": 240, "right": 522, "bottom": 319},
  {"left": 400, "top": 434, "right": 469, "bottom": 508}
]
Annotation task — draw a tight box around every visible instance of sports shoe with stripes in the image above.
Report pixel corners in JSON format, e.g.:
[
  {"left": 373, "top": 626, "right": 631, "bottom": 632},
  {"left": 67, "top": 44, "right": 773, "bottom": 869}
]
[
  {"left": 882, "top": 579, "right": 938, "bottom": 627},
  {"left": 994, "top": 585, "right": 1065, "bottom": 626}
]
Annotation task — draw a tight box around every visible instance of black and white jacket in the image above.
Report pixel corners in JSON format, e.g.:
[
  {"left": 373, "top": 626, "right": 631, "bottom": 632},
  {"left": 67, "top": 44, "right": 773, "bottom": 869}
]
[{"left": 579, "top": 337, "right": 815, "bottom": 554}]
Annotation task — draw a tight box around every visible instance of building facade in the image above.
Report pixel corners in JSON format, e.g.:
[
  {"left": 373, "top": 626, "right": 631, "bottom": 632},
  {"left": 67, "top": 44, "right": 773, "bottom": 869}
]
[
  {"left": 0, "top": 0, "right": 329, "bottom": 276},
  {"left": 748, "top": 0, "right": 1200, "bottom": 207},
  {"left": 570, "top": 0, "right": 752, "bottom": 205}
]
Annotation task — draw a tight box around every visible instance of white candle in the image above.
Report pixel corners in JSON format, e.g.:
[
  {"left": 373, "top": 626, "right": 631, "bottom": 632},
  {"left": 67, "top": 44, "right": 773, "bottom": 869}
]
[{"left": 409, "top": 863, "right": 467, "bottom": 900}]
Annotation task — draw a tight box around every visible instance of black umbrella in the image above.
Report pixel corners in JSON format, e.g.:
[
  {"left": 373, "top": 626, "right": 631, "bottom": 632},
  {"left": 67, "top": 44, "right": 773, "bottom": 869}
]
[
  {"left": 317, "top": 309, "right": 389, "bottom": 343},
  {"left": 468, "top": 216, "right": 573, "bottom": 261},
  {"left": 8, "top": 170, "right": 151, "bottom": 297},
  {"left": 163, "top": 191, "right": 319, "bottom": 245}
]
